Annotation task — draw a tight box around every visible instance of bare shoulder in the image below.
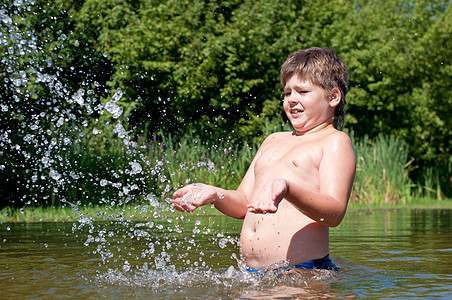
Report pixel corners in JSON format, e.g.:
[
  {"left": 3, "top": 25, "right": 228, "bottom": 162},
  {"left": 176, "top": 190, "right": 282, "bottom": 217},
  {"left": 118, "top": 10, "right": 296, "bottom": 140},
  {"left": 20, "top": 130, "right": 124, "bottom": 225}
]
[
  {"left": 321, "top": 129, "right": 355, "bottom": 166},
  {"left": 319, "top": 130, "right": 356, "bottom": 201},
  {"left": 323, "top": 130, "right": 353, "bottom": 148}
]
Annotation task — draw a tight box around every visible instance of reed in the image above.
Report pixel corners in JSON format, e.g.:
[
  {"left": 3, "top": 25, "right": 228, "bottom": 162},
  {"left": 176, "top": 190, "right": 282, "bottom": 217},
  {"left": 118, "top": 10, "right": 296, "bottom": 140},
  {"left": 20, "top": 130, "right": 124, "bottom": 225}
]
[
  {"left": 351, "top": 134, "right": 413, "bottom": 205},
  {"left": 140, "top": 132, "right": 256, "bottom": 201},
  {"left": 109, "top": 131, "right": 445, "bottom": 206},
  {"left": 415, "top": 164, "right": 448, "bottom": 201},
  {"left": 11, "top": 121, "right": 446, "bottom": 213},
  {"left": 46, "top": 129, "right": 257, "bottom": 207}
]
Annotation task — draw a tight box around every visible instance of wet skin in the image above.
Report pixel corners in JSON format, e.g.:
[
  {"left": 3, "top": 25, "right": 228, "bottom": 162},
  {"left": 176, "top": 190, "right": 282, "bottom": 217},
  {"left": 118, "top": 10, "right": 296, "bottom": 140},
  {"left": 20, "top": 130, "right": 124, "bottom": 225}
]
[{"left": 171, "top": 76, "right": 356, "bottom": 269}]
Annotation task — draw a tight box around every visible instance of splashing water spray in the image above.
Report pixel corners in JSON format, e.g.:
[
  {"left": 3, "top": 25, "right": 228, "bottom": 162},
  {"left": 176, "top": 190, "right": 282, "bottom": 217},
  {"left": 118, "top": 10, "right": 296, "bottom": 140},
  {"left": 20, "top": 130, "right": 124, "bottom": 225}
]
[
  {"left": 0, "top": 1, "right": 253, "bottom": 289},
  {"left": 0, "top": 2, "right": 336, "bottom": 293}
]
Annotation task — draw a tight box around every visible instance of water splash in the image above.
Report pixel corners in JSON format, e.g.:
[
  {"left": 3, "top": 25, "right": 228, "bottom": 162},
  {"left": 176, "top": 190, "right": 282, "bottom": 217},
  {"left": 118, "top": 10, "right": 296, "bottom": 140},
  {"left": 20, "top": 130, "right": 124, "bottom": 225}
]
[
  {"left": 0, "top": 2, "right": 338, "bottom": 292},
  {"left": 0, "top": 2, "right": 243, "bottom": 286}
]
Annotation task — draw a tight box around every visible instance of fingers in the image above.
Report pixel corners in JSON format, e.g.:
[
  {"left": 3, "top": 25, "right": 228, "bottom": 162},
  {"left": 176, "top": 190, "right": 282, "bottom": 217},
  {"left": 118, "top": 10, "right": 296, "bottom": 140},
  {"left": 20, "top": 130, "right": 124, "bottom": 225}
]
[
  {"left": 171, "top": 184, "right": 199, "bottom": 213},
  {"left": 247, "top": 202, "right": 278, "bottom": 214},
  {"left": 172, "top": 185, "right": 191, "bottom": 198},
  {"left": 171, "top": 201, "right": 186, "bottom": 212},
  {"left": 272, "top": 178, "right": 287, "bottom": 202},
  {"left": 246, "top": 179, "right": 285, "bottom": 214},
  {"left": 170, "top": 183, "right": 213, "bottom": 213},
  {"left": 170, "top": 198, "right": 197, "bottom": 213}
]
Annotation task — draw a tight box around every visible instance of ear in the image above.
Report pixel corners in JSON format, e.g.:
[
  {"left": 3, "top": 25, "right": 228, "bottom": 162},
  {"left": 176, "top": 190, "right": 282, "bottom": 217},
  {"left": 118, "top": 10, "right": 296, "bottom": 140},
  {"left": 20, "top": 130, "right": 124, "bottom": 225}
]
[{"left": 329, "top": 88, "right": 341, "bottom": 108}]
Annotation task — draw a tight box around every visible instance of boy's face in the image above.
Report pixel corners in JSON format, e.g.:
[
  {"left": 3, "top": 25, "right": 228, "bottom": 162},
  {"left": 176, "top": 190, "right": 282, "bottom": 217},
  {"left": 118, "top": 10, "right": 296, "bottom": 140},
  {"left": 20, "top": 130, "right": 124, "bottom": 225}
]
[{"left": 283, "top": 75, "right": 335, "bottom": 133}]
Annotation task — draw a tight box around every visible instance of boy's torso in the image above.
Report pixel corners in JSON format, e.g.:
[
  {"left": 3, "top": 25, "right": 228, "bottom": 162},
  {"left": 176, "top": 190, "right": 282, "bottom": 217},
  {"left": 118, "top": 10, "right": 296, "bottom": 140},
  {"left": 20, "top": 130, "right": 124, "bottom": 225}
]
[{"left": 240, "top": 128, "right": 338, "bottom": 269}]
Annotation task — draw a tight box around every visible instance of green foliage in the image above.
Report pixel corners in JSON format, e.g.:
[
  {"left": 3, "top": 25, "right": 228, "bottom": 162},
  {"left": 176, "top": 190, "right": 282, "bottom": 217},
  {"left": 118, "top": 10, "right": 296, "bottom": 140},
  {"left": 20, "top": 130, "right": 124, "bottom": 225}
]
[
  {"left": 6, "top": 128, "right": 256, "bottom": 208},
  {"left": 69, "top": 0, "right": 450, "bottom": 194},
  {"left": 73, "top": 0, "right": 314, "bottom": 140},
  {"left": 2, "top": 132, "right": 445, "bottom": 215},
  {"left": 1, "top": 0, "right": 450, "bottom": 207},
  {"left": 351, "top": 135, "right": 413, "bottom": 205},
  {"left": 330, "top": 0, "right": 451, "bottom": 193},
  {"left": 0, "top": 0, "right": 115, "bottom": 206},
  {"left": 135, "top": 131, "right": 257, "bottom": 199}
]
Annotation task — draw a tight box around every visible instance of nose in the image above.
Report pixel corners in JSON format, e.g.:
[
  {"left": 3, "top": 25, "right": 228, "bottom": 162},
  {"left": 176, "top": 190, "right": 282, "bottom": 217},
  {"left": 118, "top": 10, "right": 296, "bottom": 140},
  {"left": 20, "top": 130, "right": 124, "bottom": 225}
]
[{"left": 287, "top": 95, "right": 298, "bottom": 105}]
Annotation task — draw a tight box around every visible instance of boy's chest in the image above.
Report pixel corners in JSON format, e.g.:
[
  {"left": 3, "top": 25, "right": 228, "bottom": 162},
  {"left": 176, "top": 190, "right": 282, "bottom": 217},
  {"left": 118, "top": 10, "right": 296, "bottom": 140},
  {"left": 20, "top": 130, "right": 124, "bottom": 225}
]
[{"left": 254, "top": 138, "right": 323, "bottom": 175}]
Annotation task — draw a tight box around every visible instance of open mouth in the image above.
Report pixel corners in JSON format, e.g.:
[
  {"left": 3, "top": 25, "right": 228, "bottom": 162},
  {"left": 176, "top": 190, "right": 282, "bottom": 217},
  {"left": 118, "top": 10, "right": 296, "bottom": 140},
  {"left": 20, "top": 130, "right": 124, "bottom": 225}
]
[{"left": 290, "top": 109, "right": 304, "bottom": 115}]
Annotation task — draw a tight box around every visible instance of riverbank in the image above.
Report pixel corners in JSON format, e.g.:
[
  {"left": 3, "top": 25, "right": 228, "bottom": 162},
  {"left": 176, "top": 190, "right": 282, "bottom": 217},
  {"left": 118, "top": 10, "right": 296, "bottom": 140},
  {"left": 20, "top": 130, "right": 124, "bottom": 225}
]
[{"left": 1, "top": 198, "right": 451, "bottom": 223}]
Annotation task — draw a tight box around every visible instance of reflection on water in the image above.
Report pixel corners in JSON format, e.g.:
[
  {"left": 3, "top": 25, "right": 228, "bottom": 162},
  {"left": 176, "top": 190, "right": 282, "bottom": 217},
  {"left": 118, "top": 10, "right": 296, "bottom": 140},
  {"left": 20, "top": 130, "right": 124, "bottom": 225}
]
[
  {"left": 331, "top": 208, "right": 452, "bottom": 299},
  {"left": 1, "top": 209, "right": 451, "bottom": 299}
]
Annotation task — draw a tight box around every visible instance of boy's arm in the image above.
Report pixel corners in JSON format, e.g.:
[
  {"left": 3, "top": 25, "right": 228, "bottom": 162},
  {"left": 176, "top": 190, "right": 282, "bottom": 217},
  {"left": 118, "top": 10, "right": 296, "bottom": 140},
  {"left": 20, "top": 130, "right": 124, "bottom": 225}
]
[
  {"left": 171, "top": 146, "right": 260, "bottom": 219},
  {"left": 171, "top": 184, "right": 249, "bottom": 219},
  {"left": 248, "top": 132, "right": 356, "bottom": 227},
  {"left": 212, "top": 188, "right": 250, "bottom": 219}
]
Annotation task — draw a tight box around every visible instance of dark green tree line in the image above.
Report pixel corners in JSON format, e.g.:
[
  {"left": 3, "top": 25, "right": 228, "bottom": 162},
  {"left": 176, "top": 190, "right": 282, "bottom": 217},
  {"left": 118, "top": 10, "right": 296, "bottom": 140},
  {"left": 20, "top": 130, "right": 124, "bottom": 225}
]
[
  {"left": 74, "top": 0, "right": 452, "bottom": 194},
  {"left": 1, "top": 0, "right": 450, "bottom": 206}
]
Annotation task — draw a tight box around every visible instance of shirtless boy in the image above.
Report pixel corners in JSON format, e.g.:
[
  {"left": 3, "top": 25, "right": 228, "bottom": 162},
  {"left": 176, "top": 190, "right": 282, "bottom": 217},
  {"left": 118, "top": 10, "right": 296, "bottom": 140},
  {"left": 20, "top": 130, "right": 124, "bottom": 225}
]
[{"left": 171, "top": 47, "right": 356, "bottom": 271}]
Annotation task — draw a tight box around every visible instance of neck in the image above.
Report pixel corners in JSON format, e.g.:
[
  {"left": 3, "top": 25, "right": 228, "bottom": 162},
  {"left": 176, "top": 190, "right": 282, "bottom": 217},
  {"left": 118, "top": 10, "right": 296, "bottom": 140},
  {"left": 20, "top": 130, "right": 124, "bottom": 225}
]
[{"left": 292, "top": 123, "right": 333, "bottom": 136}]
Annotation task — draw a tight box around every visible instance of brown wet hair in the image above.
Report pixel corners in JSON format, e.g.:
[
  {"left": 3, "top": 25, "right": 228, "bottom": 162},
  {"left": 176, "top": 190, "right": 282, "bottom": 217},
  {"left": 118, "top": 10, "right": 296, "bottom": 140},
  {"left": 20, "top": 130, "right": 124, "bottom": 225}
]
[{"left": 280, "top": 47, "right": 349, "bottom": 129}]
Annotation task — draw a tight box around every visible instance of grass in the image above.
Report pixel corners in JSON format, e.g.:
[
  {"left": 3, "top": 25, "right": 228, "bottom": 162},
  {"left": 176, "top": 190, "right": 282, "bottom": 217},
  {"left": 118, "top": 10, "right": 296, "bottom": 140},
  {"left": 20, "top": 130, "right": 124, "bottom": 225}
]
[
  {"left": 9, "top": 126, "right": 254, "bottom": 208},
  {"left": 0, "top": 201, "right": 228, "bottom": 222},
  {"left": 2, "top": 128, "right": 448, "bottom": 222},
  {"left": 0, "top": 203, "right": 181, "bottom": 222},
  {"left": 1, "top": 197, "right": 451, "bottom": 223},
  {"left": 350, "top": 134, "right": 414, "bottom": 205},
  {"left": 347, "top": 197, "right": 452, "bottom": 211}
]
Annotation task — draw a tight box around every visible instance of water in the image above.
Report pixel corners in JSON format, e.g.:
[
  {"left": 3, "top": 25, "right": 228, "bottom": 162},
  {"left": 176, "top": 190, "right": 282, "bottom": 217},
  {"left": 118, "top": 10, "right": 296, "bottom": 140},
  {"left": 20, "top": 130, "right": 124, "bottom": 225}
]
[
  {"left": 1, "top": 209, "right": 451, "bottom": 298},
  {"left": 1, "top": 3, "right": 452, "bottom": 299}
]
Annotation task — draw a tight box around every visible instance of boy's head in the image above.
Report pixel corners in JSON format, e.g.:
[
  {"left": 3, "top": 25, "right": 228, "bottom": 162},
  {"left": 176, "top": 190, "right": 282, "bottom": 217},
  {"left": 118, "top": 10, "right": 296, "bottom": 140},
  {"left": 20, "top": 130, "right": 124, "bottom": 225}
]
[{"left": 280, "top": 47, "right": 349, "bottom": 129}]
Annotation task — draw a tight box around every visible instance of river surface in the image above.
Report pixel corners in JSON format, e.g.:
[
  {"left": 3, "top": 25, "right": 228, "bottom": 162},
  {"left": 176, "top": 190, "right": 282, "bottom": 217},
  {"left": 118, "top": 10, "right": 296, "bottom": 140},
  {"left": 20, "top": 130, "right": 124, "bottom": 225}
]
[{"left": 1, "top": 208, "right": 451, "bottom": 299}]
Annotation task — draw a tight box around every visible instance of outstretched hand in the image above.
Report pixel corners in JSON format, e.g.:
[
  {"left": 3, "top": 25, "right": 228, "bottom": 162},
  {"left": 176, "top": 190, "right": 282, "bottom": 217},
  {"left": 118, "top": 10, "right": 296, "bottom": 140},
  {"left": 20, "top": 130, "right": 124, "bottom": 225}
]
[
  {"left": 247, "top": 178, "right": 288, "bottom": 214},
  {"left": 170, "top": 183, "right": 218, "bottom": 213}
]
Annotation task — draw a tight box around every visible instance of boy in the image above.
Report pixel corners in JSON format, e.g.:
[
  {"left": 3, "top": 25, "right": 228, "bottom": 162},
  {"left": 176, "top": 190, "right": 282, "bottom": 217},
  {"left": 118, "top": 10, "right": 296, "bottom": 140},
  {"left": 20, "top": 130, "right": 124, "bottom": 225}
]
[{"left": 171, "top": 47, "right": 356, "bottom": 271}]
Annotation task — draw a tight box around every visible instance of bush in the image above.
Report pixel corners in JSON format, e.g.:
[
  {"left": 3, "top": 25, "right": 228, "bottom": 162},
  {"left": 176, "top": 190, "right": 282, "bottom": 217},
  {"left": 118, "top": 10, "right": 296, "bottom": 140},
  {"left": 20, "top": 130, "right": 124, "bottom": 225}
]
[{"left": 351, "top": 134, "right": 413, "bottom": 204}]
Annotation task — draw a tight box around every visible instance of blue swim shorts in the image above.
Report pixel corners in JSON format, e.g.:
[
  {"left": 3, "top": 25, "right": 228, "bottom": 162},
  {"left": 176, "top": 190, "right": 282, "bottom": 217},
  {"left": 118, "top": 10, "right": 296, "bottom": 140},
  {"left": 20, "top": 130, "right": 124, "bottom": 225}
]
[{"left": 246, "top": 254, "right": 338, "bottom": 273}]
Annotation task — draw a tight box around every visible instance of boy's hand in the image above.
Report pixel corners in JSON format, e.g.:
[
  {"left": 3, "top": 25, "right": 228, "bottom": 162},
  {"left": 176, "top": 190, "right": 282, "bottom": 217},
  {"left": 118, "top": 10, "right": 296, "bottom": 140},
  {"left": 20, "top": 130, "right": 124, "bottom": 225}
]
[
  {"left": 170, "top": 183, "right": 217, "bottom": 213},
  {"left": 247, "top": 178, "right": 288, "bottom": 214}
]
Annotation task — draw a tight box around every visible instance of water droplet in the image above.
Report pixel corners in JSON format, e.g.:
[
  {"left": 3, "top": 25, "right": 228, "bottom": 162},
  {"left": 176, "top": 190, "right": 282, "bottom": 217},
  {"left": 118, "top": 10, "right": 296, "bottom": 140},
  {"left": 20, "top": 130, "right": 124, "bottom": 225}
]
[
  {"left": 218, "top": 238, "right": 228, "bottom": 249},
  {"left": 0, "top": 12, "right": 12, "bottom": 25},
  {"left": 129, "top": 161, "right": 142, "bottom": 174}
]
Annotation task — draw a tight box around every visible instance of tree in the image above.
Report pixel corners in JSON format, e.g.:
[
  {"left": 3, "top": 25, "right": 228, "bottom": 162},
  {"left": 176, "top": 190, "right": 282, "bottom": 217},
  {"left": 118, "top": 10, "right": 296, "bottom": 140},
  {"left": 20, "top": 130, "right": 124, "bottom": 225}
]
[{"left": 329, "top": 0, "right": 451, "bottom": 194}]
